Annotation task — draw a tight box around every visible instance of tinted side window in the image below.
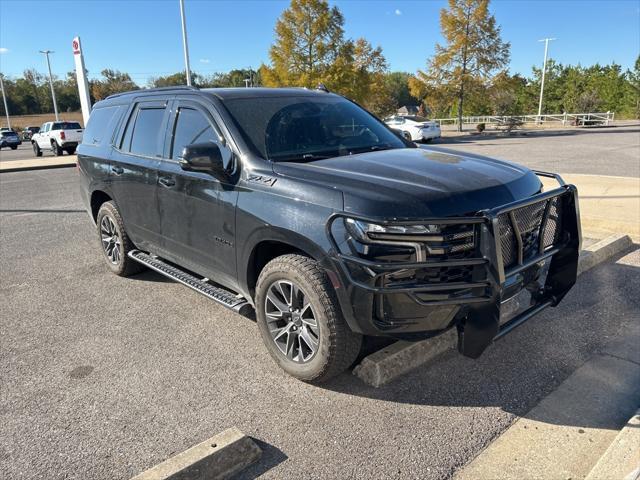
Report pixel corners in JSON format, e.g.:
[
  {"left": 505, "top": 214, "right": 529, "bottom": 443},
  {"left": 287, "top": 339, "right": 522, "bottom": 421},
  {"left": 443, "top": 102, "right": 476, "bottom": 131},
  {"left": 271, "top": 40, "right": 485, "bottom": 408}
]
[
  {"left": 170, "top": 107, "right": 219, "bottom": 160},
  {"left": 83, "top": 106, "right": 121, "bottom": 145},
  {"left": 126, "top": 107, "right": 165, "bottom": 157},
  {"left": 52, "top": 122, "right": 82, "bottom": 130}
]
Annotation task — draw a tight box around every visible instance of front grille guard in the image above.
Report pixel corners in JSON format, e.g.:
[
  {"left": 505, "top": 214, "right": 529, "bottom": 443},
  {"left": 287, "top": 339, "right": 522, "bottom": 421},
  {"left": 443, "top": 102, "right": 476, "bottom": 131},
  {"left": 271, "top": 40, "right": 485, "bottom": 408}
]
[{"left": 326, "top": 171, "right": 581, "bottom": 308}]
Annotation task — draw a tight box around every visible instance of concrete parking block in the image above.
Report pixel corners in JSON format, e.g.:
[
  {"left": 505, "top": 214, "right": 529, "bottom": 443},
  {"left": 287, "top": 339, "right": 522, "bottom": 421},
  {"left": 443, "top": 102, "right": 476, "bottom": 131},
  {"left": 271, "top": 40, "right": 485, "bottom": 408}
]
[
  {"left": 130, "top": 428, "right": 261, "bottom": 480},
  {"left": 354, "top": 234, "right": 634, "bottom": 387},
  {"left": 353, "top": 330, "right": 457, "bottom": 388}
]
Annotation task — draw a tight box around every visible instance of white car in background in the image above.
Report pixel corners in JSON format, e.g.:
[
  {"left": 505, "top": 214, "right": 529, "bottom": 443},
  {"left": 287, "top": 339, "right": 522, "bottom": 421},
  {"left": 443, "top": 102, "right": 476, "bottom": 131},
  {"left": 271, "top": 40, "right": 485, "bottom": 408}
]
[{"left": 384, "top": 115, "right": 441, "bottom": 143}]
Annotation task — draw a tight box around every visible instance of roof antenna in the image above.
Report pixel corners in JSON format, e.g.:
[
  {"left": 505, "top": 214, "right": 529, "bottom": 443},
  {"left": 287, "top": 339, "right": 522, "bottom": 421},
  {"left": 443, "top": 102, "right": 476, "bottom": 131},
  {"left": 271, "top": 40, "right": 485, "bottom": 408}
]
[{"left": 316, "top": 83, "right": 329, "bottom": 93}]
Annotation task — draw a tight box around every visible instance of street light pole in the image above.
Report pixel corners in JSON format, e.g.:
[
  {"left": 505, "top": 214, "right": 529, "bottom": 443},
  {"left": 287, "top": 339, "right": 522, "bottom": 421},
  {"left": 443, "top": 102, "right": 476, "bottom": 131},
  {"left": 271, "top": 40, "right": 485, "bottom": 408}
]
[
  {"left": 0, "top": 74, "right": 11, "bottom": 129},
  {"left": 39, "top": 50, "right": 59, "bottom": 121},
  {"left": 537, "top": 38, "right": 556, "bottom": 122},
  {"left": 179, "top": 0, "right": 192, "bottom": 86}
]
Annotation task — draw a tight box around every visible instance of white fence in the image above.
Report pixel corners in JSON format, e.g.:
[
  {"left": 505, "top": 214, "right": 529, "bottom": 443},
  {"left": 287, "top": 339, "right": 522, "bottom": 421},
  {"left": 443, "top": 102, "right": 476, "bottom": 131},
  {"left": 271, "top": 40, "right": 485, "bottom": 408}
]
[{"left": 434, "top": 112, "right": 615, "bottom": 126}]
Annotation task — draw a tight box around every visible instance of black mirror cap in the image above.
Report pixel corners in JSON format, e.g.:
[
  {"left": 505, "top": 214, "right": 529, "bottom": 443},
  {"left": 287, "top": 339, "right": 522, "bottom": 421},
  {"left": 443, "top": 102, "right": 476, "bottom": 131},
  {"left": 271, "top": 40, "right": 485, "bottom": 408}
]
[{"left": 179, "top": 142, "right": 225, "bottom": 175}]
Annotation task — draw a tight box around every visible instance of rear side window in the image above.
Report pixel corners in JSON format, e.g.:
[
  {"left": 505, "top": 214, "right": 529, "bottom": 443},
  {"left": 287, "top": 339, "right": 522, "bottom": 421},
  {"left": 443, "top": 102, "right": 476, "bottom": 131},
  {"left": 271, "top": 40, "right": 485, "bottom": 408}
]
[
  {"left": 122, "top": 106, "right": 166, "bottom": 157},
  {"left": 52, "top": 122, "right": 82, "bottom": 130},
  {"left": 83, "top": 106, "right": 121, "bottom": 145},
  {"left": 170, "top": 107, "right": 219, "bottom": 159}
]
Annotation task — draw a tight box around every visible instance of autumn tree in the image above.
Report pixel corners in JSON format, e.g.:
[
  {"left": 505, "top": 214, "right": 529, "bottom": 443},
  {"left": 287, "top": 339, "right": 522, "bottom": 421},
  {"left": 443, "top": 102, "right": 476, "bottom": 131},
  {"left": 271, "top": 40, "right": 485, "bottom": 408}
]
[
  {"left": 412, "top": 0, "right": 510, "bottom": 130},
  {"left": 261, "top": 0, "right": 345, "bottom": 88},
  {"left": 261, "top": 0, "right": 391, "bottom": 116}
]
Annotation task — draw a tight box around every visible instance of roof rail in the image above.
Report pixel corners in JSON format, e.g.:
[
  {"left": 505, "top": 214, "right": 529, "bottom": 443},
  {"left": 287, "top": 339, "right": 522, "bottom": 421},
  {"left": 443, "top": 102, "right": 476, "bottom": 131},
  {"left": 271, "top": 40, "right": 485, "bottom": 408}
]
[{"left": 104, "top": 85, "right": 199, "bottom": 100}]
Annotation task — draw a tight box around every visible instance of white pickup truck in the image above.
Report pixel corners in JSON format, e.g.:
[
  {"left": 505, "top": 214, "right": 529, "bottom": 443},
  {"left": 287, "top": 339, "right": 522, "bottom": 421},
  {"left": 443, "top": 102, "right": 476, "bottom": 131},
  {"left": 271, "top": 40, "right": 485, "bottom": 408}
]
[{"left": 31, "top": 121, "right": 84, "bottom": 157}]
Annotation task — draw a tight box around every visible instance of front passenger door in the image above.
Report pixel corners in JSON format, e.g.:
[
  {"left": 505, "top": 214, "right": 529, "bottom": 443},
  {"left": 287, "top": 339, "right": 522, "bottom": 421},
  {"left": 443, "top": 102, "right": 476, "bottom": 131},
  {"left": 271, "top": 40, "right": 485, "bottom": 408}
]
[{"left": 156, "top": 100, "right": 238, "bottom": 289}]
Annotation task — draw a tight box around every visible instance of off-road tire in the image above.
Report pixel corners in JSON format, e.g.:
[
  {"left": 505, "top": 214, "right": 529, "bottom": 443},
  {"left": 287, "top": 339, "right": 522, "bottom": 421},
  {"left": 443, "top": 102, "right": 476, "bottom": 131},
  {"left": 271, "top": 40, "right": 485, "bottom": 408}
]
[
  {"left": 255, "top": 254, "right": 362, "bottom": 383},
  {"left": 96, "top": 201, "right": 144, "bottom": 277},
  {"left": 32, "top": 142, "right": 42, "bottom": 157}
]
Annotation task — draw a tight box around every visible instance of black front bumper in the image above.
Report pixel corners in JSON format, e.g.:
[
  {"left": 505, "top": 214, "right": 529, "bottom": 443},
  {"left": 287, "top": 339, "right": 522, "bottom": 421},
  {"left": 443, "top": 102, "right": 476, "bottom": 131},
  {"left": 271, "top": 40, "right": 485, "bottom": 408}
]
[{"left": 326, "top": 171, "right": 581, "bottom": 359}]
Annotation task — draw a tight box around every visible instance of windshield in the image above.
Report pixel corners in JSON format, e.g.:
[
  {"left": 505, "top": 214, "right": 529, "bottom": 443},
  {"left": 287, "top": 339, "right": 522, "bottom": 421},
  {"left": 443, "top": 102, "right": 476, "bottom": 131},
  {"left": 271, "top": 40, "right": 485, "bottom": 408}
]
[{"left": 222, "top": 95, "right": 406, "bottom": 161}]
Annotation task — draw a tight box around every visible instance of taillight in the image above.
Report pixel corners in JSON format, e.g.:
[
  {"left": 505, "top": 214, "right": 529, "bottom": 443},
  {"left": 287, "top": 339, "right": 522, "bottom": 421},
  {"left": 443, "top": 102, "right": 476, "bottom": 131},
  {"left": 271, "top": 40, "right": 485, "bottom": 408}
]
[{"left": 60, "top": 131, "right": 66, "bottom": 140}]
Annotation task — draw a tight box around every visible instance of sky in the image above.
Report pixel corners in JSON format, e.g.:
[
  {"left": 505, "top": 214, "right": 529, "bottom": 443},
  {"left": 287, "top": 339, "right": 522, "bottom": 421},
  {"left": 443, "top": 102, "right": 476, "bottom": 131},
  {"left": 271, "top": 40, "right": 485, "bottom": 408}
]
[{"left": 0, "top": 0, "right": 639, "bottom": 85}]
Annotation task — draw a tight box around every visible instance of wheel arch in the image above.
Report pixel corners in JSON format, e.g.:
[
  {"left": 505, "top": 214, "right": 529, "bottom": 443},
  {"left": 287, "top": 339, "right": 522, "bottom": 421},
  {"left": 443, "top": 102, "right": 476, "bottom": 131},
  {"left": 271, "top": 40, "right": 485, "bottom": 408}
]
[
  {"left": 90, "top": 190, "right": 113, "bottom": 221},
  {"left": 243, "top": 232, "right": 328, "bottom": 301}
]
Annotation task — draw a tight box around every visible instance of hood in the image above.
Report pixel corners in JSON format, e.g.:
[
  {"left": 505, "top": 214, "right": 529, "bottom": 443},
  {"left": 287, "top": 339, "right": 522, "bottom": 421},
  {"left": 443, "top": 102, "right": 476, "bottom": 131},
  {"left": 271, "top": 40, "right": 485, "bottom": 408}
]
[{"left": 272, "top": 147, "right": 542, "bottom": 218}]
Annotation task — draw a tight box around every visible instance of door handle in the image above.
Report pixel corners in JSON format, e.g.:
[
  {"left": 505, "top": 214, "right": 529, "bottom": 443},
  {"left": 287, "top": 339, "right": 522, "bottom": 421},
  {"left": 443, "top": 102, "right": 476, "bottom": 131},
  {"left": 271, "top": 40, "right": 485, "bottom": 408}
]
[
  {"left": 159, "top": 177, "right": 176, "bottom": 187},
  {"left": 111, "top": 166, "right": 124, "bottom": 175}
]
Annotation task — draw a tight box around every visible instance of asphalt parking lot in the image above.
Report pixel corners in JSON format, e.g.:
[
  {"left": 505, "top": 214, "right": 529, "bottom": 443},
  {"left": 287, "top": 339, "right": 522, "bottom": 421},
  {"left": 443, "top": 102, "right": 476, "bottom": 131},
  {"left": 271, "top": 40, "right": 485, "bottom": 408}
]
[
  {"left": 1, "top": 166, "right": 639, "bottom": 478},
  {"left": 430, "top": 124, "right": 640, "bottom": 177},
  {"left": 0, "top": 142, "right": 77, "bottom": 162}
]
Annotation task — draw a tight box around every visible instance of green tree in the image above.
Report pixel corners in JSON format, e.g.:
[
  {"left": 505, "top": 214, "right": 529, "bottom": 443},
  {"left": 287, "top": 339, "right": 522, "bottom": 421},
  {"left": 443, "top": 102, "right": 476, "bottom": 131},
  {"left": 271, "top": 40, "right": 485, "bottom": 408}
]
[
  {"left": 412, "top": 0, "right": 510, "bottom": 130},
  {"left": 384, "top": 72, "right": 420, "bottom": 111},
  {"left": 624, "top": 56, "right": 640, "bottom": 118},
  {"left": 91, "top": 69, "right": 138, "bottom": 101}
]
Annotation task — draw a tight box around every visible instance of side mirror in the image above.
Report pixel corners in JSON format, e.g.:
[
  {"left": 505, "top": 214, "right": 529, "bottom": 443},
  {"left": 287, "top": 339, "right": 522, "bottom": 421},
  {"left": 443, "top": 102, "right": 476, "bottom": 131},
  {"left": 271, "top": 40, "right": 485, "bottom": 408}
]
[{"left": 179, "top": 142, "right": 226, "bottom": 177}]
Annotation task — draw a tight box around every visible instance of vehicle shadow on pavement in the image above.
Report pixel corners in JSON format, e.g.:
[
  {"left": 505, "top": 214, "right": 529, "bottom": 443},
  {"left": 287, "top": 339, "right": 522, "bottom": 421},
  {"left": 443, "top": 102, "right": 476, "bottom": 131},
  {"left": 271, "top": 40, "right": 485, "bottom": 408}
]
[
  {"left": 322, "top": 248, "right": 640, "bottom": 431},
  {"left": 236, "top": 439, "right": 288, "bottom": 479}
]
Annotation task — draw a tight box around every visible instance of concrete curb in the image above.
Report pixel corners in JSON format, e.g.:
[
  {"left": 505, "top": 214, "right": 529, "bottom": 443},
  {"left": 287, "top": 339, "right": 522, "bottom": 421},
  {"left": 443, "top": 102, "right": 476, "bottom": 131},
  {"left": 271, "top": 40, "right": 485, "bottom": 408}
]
[
  {"left": 455, "top": 334, "right": 640, "bottom": 480},
  {"left": 0, "top": 157, "right": 77, "bottom": 173},
  {"left": 353, "top": 234, "right": 634, "bottom": 388},
  {"left": 585, "top": 408, "right": 640, "bottom": 480},
  {"left": 130, "top": 428, "right": 261, "bottom": 480},
  {"left": 578, "top": 234, "right": 633, "bottom": 275}
]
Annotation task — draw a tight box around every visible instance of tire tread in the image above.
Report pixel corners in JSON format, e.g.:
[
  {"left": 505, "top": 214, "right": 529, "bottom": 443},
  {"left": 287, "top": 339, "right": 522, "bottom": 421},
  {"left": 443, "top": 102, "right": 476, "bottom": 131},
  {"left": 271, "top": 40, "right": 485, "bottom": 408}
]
[{"left": 256, "top": 254, "right": 361, "bottom": 383}]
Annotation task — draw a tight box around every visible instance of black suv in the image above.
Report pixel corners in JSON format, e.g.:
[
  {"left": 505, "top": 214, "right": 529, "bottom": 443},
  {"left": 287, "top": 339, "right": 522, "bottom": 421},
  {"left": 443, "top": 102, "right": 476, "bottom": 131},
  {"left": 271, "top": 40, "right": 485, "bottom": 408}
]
[{"left": 78, "top": 86, "right": 580, "bottom": 382}]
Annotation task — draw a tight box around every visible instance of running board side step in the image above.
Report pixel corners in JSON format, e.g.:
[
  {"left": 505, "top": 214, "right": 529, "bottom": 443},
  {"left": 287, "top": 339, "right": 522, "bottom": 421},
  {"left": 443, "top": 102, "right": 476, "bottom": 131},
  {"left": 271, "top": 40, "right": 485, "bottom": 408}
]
[{"left": 128, "top": 250, "right": 252, "bottom": 316}]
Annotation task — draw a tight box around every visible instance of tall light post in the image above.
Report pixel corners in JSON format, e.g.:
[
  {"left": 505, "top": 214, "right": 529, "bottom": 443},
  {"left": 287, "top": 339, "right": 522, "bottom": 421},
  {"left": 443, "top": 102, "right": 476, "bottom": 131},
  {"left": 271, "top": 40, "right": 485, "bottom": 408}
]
[
  {"left": 39, "top": 50, "right": 60, "bottom": 121},
  {"left": 537, "top": 38, "right": 556, "bottom": 122},
  {"left": 0, "top": 73, "right": 11, "bottom": 129},
  {"left": 179, "top": 0, "right": 192, "bottom": 86}
]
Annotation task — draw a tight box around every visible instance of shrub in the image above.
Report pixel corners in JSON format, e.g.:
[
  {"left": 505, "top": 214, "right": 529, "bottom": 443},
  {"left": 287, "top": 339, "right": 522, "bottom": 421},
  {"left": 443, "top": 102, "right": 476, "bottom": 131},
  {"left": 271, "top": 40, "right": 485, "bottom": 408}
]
[{"left": 476, "top": 123, "right": 486, "bottom": 133}]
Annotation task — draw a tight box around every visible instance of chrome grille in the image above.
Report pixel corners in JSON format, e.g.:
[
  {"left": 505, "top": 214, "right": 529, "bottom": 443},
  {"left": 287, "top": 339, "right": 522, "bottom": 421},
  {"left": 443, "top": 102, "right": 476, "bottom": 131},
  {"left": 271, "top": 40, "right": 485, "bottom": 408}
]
[{"left": 498, "top": 196, "right": 564, "bottom": 269}]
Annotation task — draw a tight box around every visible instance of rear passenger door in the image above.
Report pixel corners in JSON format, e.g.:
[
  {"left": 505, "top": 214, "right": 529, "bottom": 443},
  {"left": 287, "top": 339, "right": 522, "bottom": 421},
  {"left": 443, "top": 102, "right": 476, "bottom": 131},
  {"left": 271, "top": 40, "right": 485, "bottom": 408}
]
[
  {"left": 36, "top": 123, "right": 50, "bottom": 148},
  {"left": 156, "top": 98, "right": 238, "bottom": 288},
  {"left": 110, "top": 99, "right": 170, "bottom": 253}
]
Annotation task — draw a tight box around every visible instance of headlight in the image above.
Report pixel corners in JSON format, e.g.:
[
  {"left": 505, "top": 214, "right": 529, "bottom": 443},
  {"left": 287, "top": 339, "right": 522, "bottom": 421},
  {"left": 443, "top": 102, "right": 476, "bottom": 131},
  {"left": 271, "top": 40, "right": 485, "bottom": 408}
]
[
  {"left": 332, "top": 217, "right": 476, "bottom": 263},
  {"left": 345, "top": 218, "right": 441, "bottom": 243}
]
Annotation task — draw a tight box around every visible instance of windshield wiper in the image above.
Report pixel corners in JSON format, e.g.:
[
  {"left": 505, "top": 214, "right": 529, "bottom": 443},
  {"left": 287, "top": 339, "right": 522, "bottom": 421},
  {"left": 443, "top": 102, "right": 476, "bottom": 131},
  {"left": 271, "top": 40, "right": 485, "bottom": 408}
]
[
  {"left": 302, "top": 153, "right": 333, "bottom": 161},
  {"left": 272, "top": 152, "right": 336, "bottom": 162},
  {"left": 369, "top": 144, "right": 395, "bottom": 152},
  {"left": 346, "top": 144, "right": 397, "bottom": 155}
]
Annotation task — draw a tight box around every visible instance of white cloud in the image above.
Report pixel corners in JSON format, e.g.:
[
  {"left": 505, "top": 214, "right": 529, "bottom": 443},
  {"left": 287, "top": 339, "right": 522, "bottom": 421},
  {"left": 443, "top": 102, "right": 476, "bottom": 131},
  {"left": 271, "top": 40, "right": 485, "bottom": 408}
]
[
  {"left": 394, "top": 9, "right": 402, "bottom": 16},
  {"left": 199, "top": 58, "right": 210, "bottom": 64},
  {"left": 0, "top": 48, "right": 9, "bottom": 54}
]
